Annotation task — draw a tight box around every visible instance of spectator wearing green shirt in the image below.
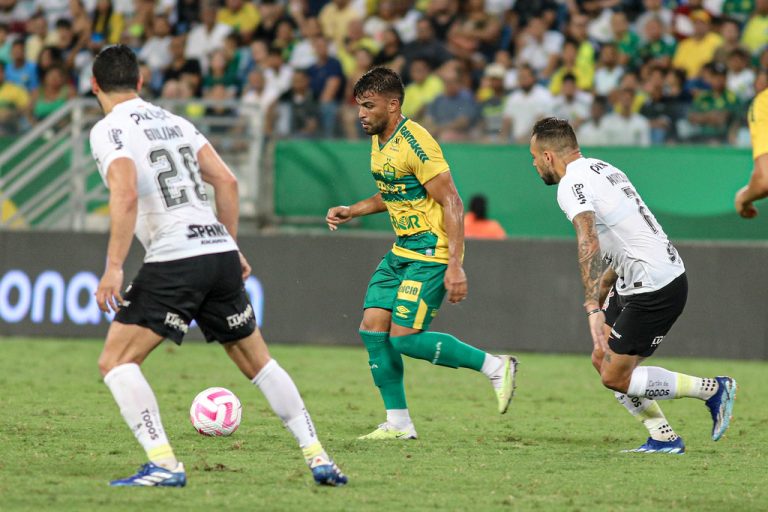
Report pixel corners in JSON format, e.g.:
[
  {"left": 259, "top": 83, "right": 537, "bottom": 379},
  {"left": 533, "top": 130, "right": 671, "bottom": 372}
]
[
  {"left": 722, "top": 0, "right": 755, "bottom": 24},
  {"left": 687, "top": 62, "right": 740, "bottom": 143},
  {"left": 638, "top": 16, "right": 676, "bottom": 68},
  {"left": 611, "top": 11, "right": 640, "bottom": 68}
]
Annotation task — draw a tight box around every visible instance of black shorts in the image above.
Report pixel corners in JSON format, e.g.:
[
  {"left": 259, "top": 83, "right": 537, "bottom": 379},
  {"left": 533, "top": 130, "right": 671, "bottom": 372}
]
[
  {"left": 602, "top": 273, "right": 687, "bottom": 358},
  {"left": 115, "top": 250, "right": 256, "bottom": 345}
]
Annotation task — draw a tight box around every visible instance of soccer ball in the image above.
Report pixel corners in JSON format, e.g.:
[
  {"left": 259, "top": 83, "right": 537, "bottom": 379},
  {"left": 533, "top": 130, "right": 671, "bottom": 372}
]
[{"left": 190, "top": 387, "right": 242, "bottom": 436}]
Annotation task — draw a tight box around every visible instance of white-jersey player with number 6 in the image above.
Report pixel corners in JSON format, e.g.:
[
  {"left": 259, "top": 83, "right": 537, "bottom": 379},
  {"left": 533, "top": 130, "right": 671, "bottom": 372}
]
[
  {"left": 528, "top": 117, "right": 737, "bottom": 454},
  {"left": 90, "top": 45, "right": 346, "bottom": 487}
]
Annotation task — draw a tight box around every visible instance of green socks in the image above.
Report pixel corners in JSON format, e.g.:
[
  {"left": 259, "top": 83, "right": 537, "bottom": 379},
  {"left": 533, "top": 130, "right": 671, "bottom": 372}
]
[
  {"left": 359, "top": 330, "right": 407, "bottom": 409},
  {"left": 390, "top": 331, "right": 485, "bottom": 371}
]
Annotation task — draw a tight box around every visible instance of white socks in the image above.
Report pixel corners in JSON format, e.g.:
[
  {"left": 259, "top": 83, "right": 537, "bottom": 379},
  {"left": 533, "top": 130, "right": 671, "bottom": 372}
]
[
  {"left": 481, "top": 354, "right": 503, "bottom": 381},
  {"left": 252, "top": 359, "right": 320, "bottom": 450},
  {"left": 627, "top": 366, "right": 718, "bottom": 401},
  {"left": 615, "top": 392, "right": 678, "bottom": 442},
  {"left": 386, "top": 408, "right": 413, "bottom": 430},
  {"left": 104, "top": 363, "right": 178, "bottom": 469}
]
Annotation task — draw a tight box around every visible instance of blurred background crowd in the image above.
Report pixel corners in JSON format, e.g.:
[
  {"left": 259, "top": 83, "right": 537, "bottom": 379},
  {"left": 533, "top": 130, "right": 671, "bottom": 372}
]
[{"left": 0, "top": 0, "right": 766, "bottom": 145}]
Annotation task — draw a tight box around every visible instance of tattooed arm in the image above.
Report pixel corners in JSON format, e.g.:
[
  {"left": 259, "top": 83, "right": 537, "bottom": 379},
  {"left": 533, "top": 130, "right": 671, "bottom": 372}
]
[{"left": 572, "top": 211, "right": 609, "bottom": 352}]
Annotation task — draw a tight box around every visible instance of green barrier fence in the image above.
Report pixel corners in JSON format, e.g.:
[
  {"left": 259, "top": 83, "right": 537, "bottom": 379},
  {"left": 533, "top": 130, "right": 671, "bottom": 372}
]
[{"left": 275, "top": 141, "right": 767, "bottom": 240}]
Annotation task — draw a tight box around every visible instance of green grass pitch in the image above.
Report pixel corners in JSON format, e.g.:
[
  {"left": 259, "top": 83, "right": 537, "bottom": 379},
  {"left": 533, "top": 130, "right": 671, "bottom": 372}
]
[{"left": 0, "top": 338, "right": 766, "bottom": 511}]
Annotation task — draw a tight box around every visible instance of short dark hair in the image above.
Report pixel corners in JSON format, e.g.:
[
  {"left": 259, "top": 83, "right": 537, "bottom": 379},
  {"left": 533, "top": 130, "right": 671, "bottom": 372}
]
[
  {"left": 469, "top": 195, "right": 488, "bottom": 220},
  {"left": 92, "top": 44, "right": 140, "bottom": 93},
  {"left": 531, "top": 117, "right": 578, "bottom": 154},
  {"left": 353, "top": 67, "right": 404, "bottom": 104}
]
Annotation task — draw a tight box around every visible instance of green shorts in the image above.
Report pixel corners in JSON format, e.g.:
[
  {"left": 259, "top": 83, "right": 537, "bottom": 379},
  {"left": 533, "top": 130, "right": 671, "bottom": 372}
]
[{"left": 363, "top": 251, "right": 447, "bottom": 330}]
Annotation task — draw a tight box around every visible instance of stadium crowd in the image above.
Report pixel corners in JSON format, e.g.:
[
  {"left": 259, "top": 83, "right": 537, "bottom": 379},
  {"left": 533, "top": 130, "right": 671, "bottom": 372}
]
[{"left": 0, "top": 0, "right": 766, "bottom": 145}]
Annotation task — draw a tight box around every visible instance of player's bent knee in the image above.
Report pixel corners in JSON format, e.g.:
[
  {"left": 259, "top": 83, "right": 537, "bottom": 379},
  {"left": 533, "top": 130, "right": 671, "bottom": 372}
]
[{"left": 600, "top": 372, "right": 630, "bottom": 393}]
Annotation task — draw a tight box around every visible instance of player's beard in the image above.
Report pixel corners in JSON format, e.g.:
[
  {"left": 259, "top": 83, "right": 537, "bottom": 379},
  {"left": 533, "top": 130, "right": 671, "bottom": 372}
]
[
  {"left": 539, "top": 162, "right": 558, "bottom": 186},
  {"left": 361, "top": 117, "right": 387, "bottom": 136}
]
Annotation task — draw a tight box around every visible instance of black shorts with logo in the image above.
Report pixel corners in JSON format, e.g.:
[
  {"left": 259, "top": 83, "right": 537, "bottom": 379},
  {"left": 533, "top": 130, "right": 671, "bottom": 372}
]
[
  {"left": 602, "top": 273, "right": 687, "bottom": 358},
  {"left": 115, "top": 250, "right": 256, "bottom": 345}
]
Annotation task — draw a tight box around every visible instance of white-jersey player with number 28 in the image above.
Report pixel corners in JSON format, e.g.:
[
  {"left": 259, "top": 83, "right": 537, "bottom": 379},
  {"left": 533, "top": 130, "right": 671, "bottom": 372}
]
[
  {"left": 528, "top": 117, "right": 737, "bottom": 454},
  {"left": 90, "top": 45, "right": 346, "bottom": 487}
]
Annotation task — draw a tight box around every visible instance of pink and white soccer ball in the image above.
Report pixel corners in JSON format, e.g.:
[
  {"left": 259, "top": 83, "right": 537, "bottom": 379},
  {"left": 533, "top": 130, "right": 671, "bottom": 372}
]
[{"left": 190, "top": 387, "right": 242, "bottom": 436}]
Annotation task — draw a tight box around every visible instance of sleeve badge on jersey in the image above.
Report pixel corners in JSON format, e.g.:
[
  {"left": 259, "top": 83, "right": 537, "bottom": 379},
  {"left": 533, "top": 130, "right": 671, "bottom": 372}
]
[{"left": 572, "top": 183, "right": 587, "bottom": 205}]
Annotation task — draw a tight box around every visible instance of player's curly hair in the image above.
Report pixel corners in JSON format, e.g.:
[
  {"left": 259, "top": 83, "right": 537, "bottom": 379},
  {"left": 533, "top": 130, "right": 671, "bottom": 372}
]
[
  {"left": 92, "top": 44, "right": 140, "bottom": 93},
  {"left": 531, "top": 117, "right": 579, "bottom": 155},
  {"left": 353, "top": 67, "right": 405, "bottom": 105}
]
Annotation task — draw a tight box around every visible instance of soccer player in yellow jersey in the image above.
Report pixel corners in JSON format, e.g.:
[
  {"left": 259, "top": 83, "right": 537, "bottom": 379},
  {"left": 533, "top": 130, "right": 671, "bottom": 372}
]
[
  {"left": 736, "top": 73, "right": 768, "bottom": 218},
  {"left": 326, "top": 67, "right": 518, "bottom": 440}
]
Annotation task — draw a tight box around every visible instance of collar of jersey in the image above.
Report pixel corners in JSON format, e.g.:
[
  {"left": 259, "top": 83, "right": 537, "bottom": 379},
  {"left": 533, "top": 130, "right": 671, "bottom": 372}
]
[
  {"left": 377, "top": 116, "right": 408, "bottom": 151},
  {"left": 565, "top": 156, "right": 587, "bottom": 174},
  {"left": 112, "top": 96, "right": 145, "bottom": 113}
]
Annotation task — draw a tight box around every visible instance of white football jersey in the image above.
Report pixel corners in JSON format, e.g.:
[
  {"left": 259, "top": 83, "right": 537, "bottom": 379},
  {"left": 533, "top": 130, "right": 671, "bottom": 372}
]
[
  {"left": 90, "top": 97, "right": 239, "bottom": 262},
  {"left": 557, "top": 157, "right": 684, "bottom": 295}
]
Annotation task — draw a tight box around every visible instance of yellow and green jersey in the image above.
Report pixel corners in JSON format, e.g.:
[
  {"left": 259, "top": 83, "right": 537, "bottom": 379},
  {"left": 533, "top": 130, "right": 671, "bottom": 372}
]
[
  {"left": 370, "top": 117, "right": 451, "bottom": 263},
  {"left": 749, "top": 88, "right": 768, "bottom": 160}
]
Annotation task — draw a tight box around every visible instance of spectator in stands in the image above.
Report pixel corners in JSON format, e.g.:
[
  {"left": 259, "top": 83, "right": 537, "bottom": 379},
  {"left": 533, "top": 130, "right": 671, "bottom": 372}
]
[
  {"left": 611, "top": 10, "right": 640, "bottom": 68},
  {"left": 426, "top": 0, "right": 460, "bottom": 41},
  {"left": 202, "top": 48, "right": 239, "bottom": 95},
  {"left": 423, "top": 67, "right": 477, "bottom": 141},
  {"left": 51, "top": 18, "right": 88, "bottom": 73},
  {"left": 577, "top": 95, "right": 610, "bottom": 146},
  {"left": 549, "top": 38, "right": 594, "bottom": 95},
  {"left": 6, "top": 39, "right": 38, "bottom": 92},
  {"left": 272, "top": 18, "right": 297, "bottom": 62},
  {"left": 0, "top": 63, "right": 29, "bottom": 133},
  {"left": 551, "top": 73, "right": 592, "bottom": 128},
  {"left": 671, "top": 0, "right": 708, "bottom": 40},
  {"left": 262, "top": 46, "right": 293, "bottom": 98},
  {"left": 713, "top": 17, "right": 746, "bottom": 64},
  {"left": 364, "top": 0, "right": 418, "bottom": 45},
  {"left": 319, "top": 0, "right": 361, "bottom": 50},
  {"left": 565, "top": 13, "right": 596, "bottom": 81},
  {"left": 401, "top": 18, "right": 452, "bottom": 82},
  {"left": 450, "top": 0, "right": 503, "bottom": 62},
  {"left": 372, "top": 27, "right": 405, "bottom": 74},
  {"left": 741, "top": 0, "right": 768, "bottom": 55},
  {"left": 276, "top": 69, "right": 320, "bottom": 138},
  {"left": 24, "top": 14, "right": 46, "bottom": 64},
  {"left": 511, "top": 0, "right": 558, "bottom": 30},
  {"left": 163, "top": 35, "right": 203, "bottom": 97},
  {"left": 336, "top": 18, "right": 378, "bottom": 77},
  {"left": 289, "top": 16, "right": 320, "bottom": 69},
  {"left": 253, "top": 1, "right": 290, "bottom": 42},
  {"left": 464, "top": 194, "right": 506, "bottom": 240},
  {"left": 216, "top": 0, "right": 260, "bottom": 41},
  {"left": 185, "top": 3, "right": 232, "bottom": 73},
  {"left": 341, "top": 47, "right": 374, "bottom": 139},
  {"left": 307, "top": 35, "right": 344, "bottom": 138},
  {"left": 637, "top": 15, "right": 676, "bottom": 68},
  {"left": 241, "top": 68, "right": 279, "bottom": 135},
  {"left": 672, "top": 9, "right": 722, "bottom": 78},
  {"left": 726, "top": 48, "right": 755, "bottom": 103},
  {"left": 401, "top": 57, "right": 443, "bottom": 122},
  {"left": 91, "top": 0, "right": 123, "bottom": 45},
  {"left": 593, "top": 43, "right": 624, "bottom": 97},
  {"left": 635, "top": 0, "right": 673, "bottom": 39},
  {"left": 640, "top": 71, "right": 675, "bottom": 144},
  {"left": 612, "top": 70, "right": 647, "bottom": 114},
  {"left": 31, "top": 65, "right": 73, "bottom": 121},
  {"left": 602, "top": 87, "right": 651, "bottom": 146},
  {"left": 139, "top": 16, "right": 173, "bottom": 74},
  {"left": 515, "top": 14, "right": 562, "bottom": 79},
  {"left": 501, "top": 64, "right": 552, "bottom": 144},
  {"left": 686, "top": 62, "right": 739, "bottom": 143},
  {"left": 477, "top": 63, "right": 506, "bottom": 143}
]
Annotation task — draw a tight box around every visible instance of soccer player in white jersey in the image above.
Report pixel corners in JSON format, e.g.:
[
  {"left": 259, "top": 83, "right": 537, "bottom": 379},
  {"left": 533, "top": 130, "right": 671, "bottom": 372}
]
[
  {"left": 529, "top": 117, "right": 737, "bottom": 454},
  {"left": 90, "top": 45, "right": 346, "bottom": 486}
]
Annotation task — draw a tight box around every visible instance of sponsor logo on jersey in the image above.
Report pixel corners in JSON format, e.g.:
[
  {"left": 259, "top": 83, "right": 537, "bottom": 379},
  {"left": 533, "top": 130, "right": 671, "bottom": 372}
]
[
  {"left": 572, "top": 183, "right": 587, "bottom": 205},
  {"left": 651, "top": 335, "right": 664, "bottom": 347},
  {"left": 108, "top": 128, "right": 124, "bottom": 150},
  {"left": 397, "top": 281, "right": 422, "bottom": 302},
  {"left": 399, "top": 125, "right": 429, "bottom": 162},
  {"left": 227, "top": 304, "right": 254, "bottom": 329},
  {"left": 164, "top": 312, "right": 189, "bottom": 333},
  {"left": 129, "top": 108, "right": 169, "bottom": 124},
  {"left": 589, "top": 161, "right": 607, "bottom": 173},
  {"left": 390, "top": 213, "right": 425, "bottom": 235},
  {"left": 186, "top": 223, "right": 228, "bottom": 240},
  {"left": 606, "top": 172, "right": 629, "bottom": 186}
]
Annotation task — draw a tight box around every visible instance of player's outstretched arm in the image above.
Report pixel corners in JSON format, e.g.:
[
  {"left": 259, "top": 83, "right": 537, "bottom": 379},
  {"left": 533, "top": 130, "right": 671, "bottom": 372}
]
[
  {"left": 326, "top": 192, "right": 386, "bottom": 231},
  {"left": 424, "top": 171, "right": 467, "bottom": 304},
  {"left": 735, "top": 154, "right": 768, "bottom": 219},
  {"left": 96, "top": 157, "right": 138, "bottom": 313},
  {"left": 197, "top": 143, "right": 240, "bottom": 238},
  {"left": 572, "top": 211, "right": 608, "bottom": 353}
]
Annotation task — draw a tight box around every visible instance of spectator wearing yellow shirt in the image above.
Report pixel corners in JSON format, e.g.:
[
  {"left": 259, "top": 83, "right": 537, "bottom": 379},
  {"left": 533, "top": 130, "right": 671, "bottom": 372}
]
[
  {"left": 319, "top": 0, "right": 363, "bottom": 50},
  {"left": 741, "top": 0, "right": 768, "bottom": 55},
  {"left": 549, "top": 38, "right": 594, "bottom": 95},
  {"left": 672, "top": 10, "right": 723, "bottom": 78},
  {"left": 0, "top": 65, "right": 30, "bottom": 134},
  {"left": 217, "top": 0, "right": 261, "bottom": 39},
  {"left": 401, "top": 58, "right": 444, "bottom": 121}
]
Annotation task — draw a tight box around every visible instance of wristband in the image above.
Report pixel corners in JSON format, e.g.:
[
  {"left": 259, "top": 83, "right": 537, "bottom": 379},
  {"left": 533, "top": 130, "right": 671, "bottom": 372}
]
[{"left": 586, "top": 308, "right": 602, "bottom": 317}]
